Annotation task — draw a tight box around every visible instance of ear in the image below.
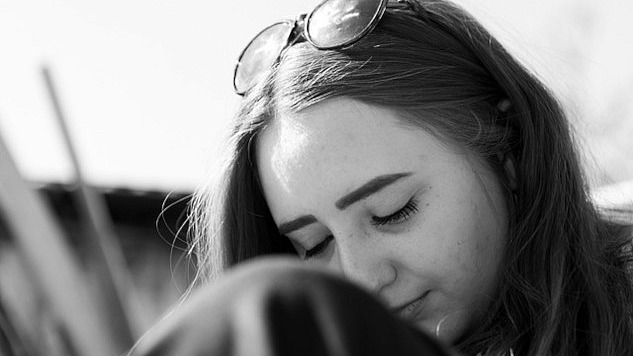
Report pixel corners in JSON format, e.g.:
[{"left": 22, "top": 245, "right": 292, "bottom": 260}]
[
  {"left": 501, "top": 153, "right": 517, "bottom": 191},
  {"left": 497, "top": 152, "right": 517, "bottom": 190}
]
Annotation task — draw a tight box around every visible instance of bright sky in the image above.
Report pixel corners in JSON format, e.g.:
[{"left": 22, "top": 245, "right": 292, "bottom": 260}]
[{"left": 1, "top": 0, "right": 631, "bottom": 192}]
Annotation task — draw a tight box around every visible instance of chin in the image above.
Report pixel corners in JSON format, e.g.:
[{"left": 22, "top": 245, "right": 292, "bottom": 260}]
[{"left": 412, "top": 312, "right": 469, "bottom": 346}]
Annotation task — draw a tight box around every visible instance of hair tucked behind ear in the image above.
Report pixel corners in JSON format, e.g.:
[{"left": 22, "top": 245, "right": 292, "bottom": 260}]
[{"left": 189, "top": 1, "right": 633, "bottom": 354}]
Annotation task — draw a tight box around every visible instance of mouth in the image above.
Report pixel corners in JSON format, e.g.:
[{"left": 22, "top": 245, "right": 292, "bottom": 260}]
[{"left": 392, "top": 291, "right": 431, "bottom": 321}]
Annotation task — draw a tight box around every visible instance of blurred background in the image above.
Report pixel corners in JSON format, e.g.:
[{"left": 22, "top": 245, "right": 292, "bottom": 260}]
[{"left": 0, "top": 0, "right": 631, "bottom": 354}]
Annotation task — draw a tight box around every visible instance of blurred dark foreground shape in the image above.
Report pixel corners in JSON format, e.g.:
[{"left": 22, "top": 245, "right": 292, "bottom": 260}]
[{"left": 132, "top": 257, "right": 455, "bottom": 356}]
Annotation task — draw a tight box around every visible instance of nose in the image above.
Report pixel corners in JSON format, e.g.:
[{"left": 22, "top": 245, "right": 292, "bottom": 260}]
[{"left": 329, "top": 231, "right": 397, "bottom": 298}]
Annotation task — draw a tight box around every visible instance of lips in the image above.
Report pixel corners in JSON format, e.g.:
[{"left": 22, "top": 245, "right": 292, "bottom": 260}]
[{"left": 392, "top": 291, "right": 431, "bottom": 320}]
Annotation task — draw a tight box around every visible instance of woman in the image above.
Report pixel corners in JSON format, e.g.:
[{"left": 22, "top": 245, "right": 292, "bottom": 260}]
[{"left": 135, "top": 0, "right": 633, "bottom": 355}]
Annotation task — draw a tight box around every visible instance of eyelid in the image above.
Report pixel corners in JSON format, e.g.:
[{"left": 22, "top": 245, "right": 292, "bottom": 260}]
[
  {"left": 370, "top": 197, "right": 419, "bottom": 227},
  {"left": 303, "top": 235, "right": 334, "bottom": 259},
  {"left": 283, "top": 230, "right": 333, "bottom": 259}
]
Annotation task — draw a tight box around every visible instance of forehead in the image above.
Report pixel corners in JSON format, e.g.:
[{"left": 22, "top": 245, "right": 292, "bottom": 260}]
[
  {"left": 262, "top": 99, "right": 408, "bottom": 172},
  {"left": 255, "top": 98, "right": 453, "bottom": 214}
]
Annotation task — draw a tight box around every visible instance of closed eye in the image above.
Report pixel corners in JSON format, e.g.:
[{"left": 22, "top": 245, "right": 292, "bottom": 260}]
[
  {"left": 371, "top": 198, "right": 418, "bottom": 226},
  {"left": 304, "top": 235, "right": 334, "bottom": 260}
]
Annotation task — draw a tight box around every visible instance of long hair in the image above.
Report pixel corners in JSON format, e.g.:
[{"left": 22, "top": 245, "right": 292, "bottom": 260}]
[{"left": 189, "top": 1, "right": 633, "bottom": 354}]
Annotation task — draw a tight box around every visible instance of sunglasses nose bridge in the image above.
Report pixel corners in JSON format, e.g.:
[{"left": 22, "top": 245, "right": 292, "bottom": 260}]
[
  {"left": 295, "top": 13, "right": 307, "bottom": 25},
  {"left": 288, "top": 13, "right": 309, "bottom": 46}
]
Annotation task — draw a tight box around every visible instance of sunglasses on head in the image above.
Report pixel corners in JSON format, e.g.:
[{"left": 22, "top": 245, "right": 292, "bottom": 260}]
[{"left": 233, "top": 0, "right": 421, "bottom": 95}]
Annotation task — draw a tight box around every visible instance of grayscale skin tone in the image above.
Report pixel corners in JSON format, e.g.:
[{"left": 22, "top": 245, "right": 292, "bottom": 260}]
[{"left": 257, "top": 97, "right": 509, "bottom": 344}]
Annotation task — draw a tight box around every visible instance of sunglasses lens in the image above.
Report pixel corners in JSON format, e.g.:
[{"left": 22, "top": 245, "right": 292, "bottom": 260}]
[
  {"left": 234, "top": 22, "right": 293, "bottom": 94},
  {"left": 307, "top": 0, "right": 386, "bottom": 48}
]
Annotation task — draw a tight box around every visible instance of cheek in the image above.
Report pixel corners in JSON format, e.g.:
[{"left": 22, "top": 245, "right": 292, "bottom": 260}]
[
  {"left": 396, "top": 211, "right": 473, "bottom": 280},
  {"left": 403, "top": 193, "right": 505, "bottom": 286},
  {"left": 450, "top": 202, "right": 507, "bottom": 300}
]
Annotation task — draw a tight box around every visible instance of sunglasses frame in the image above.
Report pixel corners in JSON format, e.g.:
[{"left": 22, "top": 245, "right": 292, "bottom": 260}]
[
  {"left": 234, "top": 0, "right": 391, "bottom": 95},
  {"left": 304, "top": 0, "right": 390, "bottom": 50}
]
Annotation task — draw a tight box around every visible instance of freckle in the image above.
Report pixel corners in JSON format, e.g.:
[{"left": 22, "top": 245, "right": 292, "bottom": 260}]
[{"left": 425, "top": 203, "right": 429, "bottom": 207}]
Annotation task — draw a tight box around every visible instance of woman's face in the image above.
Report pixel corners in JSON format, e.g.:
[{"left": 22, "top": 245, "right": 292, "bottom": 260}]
[{"left": 256, "top": 98, "right": 508, "bottom": 343}]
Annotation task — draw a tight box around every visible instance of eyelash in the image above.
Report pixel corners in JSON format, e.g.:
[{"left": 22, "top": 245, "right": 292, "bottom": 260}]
[
  {"left": 304, "top": 235, "right": 334, "bottom": 259},
  {"left": 302, "top": 198, "right": 419, "bottom": 259},
  {"left": 371, "top": 198, "right": 419, "bottom": 227}
]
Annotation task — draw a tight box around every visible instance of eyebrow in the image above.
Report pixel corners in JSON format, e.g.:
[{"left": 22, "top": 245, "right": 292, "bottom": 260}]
[
  {"left": 277, "top": 172, "right": 413, "bottom": 236},
  {"left": 335, "top": 172, "right": 413, "bottom": 210},
  {"left": 278, "top": 214, "right": 317, "bottom": 235}
]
